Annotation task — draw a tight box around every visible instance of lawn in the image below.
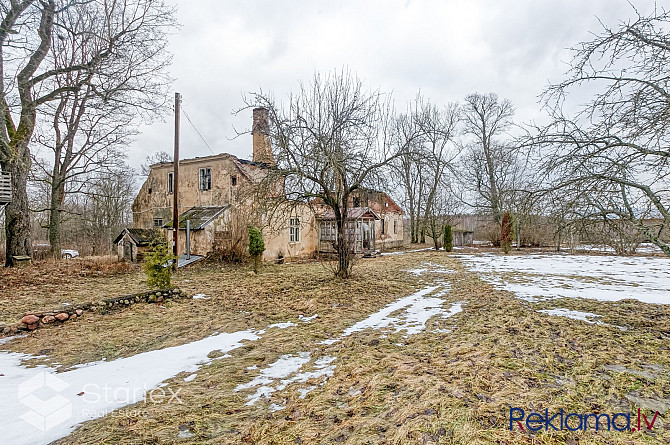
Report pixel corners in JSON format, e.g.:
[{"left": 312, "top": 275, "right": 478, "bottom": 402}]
[{"left": 1, "top": 250, "right": 669, "bottom": 444}]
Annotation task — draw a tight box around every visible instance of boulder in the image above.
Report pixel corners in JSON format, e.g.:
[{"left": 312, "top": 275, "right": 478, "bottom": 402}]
[
  {"left": 55, "top": 313, "right": 69, "bottom": 322},
  {"left": 42, "top": 315, "right": 56, "bottom": 324},
  {"left": 75, "top": 309, "right": 84, "bottom": 316},
  {"left": 21, "top": 315, "right": 39, "bottom": 325}
]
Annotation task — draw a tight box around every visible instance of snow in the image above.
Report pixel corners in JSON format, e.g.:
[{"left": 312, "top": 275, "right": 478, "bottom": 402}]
[
  {"left": 0, "top": 329, "right": 259, "bottom": 445},
  {"left": 322, "top": 284, "right": 462, "bottom": 344},
  {"left": 267, "top": 322, "right": 297, "bottom": 329},
  {"left": 538, "top": 308, "right": 602, "bottom": 324},
  {"left": 235, "top": 352, "right": 335, "bottom": 406},
  {"left": 298, "top": 314, "right": 318, "bottom": 322},
  {"left": 457, "top": 253, "right": 670, "bottom": 304},
  {"left": 406, "top": 262, "right": 456, "bottom": 276},
  {"left": 192, "top": 294, "right": 209, "bottom": 300},
  {"left": 183, "top": 373, "right": 198, "bottom": 382}
]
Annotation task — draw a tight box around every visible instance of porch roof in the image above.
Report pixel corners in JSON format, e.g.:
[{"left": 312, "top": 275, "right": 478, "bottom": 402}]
[
  {"left": 319, "top": 206, "right": 381, "bottom": 221},
  {"left": 163, "top": 205, "right": 230, "bottom": 230}
]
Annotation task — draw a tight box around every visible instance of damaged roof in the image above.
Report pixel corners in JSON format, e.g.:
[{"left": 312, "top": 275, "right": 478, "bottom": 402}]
[
  {"left": 163, "top": 205, "right": 230, "bottom": 230},
  {"left": 114, "top": 228, "right": 162, "bottom": 246}
]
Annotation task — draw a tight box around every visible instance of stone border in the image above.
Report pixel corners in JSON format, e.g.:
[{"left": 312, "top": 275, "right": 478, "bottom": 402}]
[{"left": 2, "top": 288, "right": 190, "bottom": 335}]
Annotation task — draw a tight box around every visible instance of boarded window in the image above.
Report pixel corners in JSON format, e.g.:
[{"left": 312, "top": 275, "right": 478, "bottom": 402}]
[
  {"left": 199, "top": 168, "right": 212, "bottom": 191},
  {"left": 231, "top": 175, "right": 237, "bottom": 186},
  {"left": 153, "top": 218, "right": 163, "bottom": 227},
  {"left": 381, "top": 217, "right": 385, "bottom": 235},
  {"left": 394, "top": 220, "right": 397, "bottom": 234},
  {"left": 167, "top": 172, "right": 174, "bottom": 194},
  {"left": 290, "top": 217, "right": 301, "bottom": 242}
]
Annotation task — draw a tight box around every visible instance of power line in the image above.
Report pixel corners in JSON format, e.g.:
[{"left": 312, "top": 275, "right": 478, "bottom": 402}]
[{"left": 181, "top": 106, "right": 215, "bottom": 154}]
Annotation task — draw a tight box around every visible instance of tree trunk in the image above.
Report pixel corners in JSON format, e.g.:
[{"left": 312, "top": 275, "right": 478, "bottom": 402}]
[
  {"left": 48, "top": 176, "right": 65, "bottom": 258},
  {"left": 4, "top": 155, "right": 32, "bottom": 266},
  {"left": 335, "top": 216, "right": 351, "bottom": 279}
]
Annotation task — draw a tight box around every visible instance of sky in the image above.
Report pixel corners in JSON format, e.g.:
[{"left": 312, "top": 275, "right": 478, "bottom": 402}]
[{"left": 128, "top": 0, "right": 661, "bottom": 169}]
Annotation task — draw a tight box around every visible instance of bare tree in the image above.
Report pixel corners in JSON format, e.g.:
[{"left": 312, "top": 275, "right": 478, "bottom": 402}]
[
  {"left": 0, "top": 0, "right": 174, "bottom": 266},
  {"left": 537, "top": 7, "right": 670, "bottom": 256},
  {"left": 141, "top": 151, "right": 172, "bottom": 176},
  {"left": 245, "top": 71, "right": 404, "bottom": 278},
  {"left": 461, "top": 93, "right": 515, "bottom": 223}
]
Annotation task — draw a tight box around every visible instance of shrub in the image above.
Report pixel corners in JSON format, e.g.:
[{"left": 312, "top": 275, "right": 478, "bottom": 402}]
[
  {"left": 143, "top": 241, "right": 175, "bottom": 289},
  {"left": 500, "top": 212, "right": 513, "bottom": 254},
  {"left": 248, "top": 226, "right": 265, "bottom": 274},
  {"left": 443, "top": 225, "right": 453, "bottom": 252}
]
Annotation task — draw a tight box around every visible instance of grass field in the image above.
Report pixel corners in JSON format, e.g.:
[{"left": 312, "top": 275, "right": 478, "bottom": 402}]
[{"left": 1, "top": 250, "right": 669, "bottom": 444}]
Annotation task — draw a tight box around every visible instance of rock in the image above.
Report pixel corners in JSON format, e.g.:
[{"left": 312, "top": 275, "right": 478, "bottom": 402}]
[
  {"left": 69, "top": 314, "right": 77, "bottom": 321},
  {"left": 55, "top": 313, "right": 69, "bottom": 322},
  {"left": 27, "top": 323, "right": 39, "bottom": 330},
  {"left": 75, "top": 309, "right": 84, "bottom": 316},
  {"left": 156, "top": 292, "right": 162, "bottom": 297},
  {"left": 157, "top": 296, "right": 164, "bottom": 302},
  {"left": 21, "top": 315, "right": 39, "bottom": 325},
  {"left": 148, "top": 295, "right": 157, "bottom": 303},
  {"left": 42, "top": 315, "right": 56, "bottom": 324}
]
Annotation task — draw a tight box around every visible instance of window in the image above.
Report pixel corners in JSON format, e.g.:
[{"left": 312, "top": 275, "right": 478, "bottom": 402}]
[
  {"left": 231, "top": 175, "right": 237, "bottom": 186},
  {"left": 153, "top": 218, "right": 163, "bottom": 227},
  {"left": 381, "top": 217, "right": 385, "bottom": 235},
  {"left": 353, "top": 197, "right": 361, "bottom": 207},
  {"left": 290, "top": 217, "right": 301, "bottom": 242},
  {"left": 394, "top": 220, "right": 397, "bottom": 234},
  {"left": 199, "top": 167, "right": 212, "bottom": 191},
  {"left": 148, "top": 187, "right": 152, "bottom": 195},
  {"left": 167, "top": 172, "right": 174, "bottom": 194}
]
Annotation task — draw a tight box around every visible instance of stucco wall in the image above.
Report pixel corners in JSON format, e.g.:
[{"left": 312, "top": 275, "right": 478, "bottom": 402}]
[{"left": 132, "top": 154, "right": 248, "bottom": 229}]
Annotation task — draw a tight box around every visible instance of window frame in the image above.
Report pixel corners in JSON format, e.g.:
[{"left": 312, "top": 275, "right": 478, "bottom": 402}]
[
  {"left": 153, "top": 218, "right": 163, "bottom": 227},
  {"left": 199, "top": 167, "right": 212, "bottom": 191},
  {"left": 167, "top": 172, "right": 174, "bottom": 194},
  {"left": 289, "top": 217, "right": 301, "bottom": 243}
]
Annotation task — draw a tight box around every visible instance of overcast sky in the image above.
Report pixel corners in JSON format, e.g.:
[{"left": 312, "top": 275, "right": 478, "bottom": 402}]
[{"left": 128, "top": 0, "right": 660, "bottom": 169}]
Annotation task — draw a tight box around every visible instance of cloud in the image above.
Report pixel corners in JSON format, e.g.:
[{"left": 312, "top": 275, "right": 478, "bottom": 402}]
[{"left": 127, "top": 0, "right": 659, "bottom": 170}]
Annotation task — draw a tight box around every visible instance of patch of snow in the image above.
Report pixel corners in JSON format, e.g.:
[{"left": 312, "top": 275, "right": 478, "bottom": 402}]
[
  {"left": 0, "top": 329, "right": 259, "bottom": 445},
  {"left": 192, "top": 294, "right": 208, "bottom": 300},
  {"left": 457, "top": 253, "right": 670, "bottom": 305},
  {"left": 269, "top": 403, "right": 285, "bottom": 412},
  {"left": 246, "top": 365, "right": 258, "bottom": 370},
  {"left": 299, "top": 314, "right": 318, "bottom": 322},
  {"left": 267, "top": 322, "right": 297, "bottom": 329},
  {"left": 178, "top": 429, "right": 195, "bottom": 438},
  {"left": 184, "top": 373, "right": 197, "bottom": 382},
  {"left": 322, "top": 286, "right": 463, "bottom": 343},
  {"left": 297, "top": 386, "right": 317, "bottom": 399},
  {"left": 236, "top": 352, "right": 311, "bottom": 405},
  {"left": 406, "top": 262, "right": 456, "bottom": 276},
  {"left": 0, "top": 335, "right": 25, "bottom": 346},
  {"left": 235, "top": 353, "right": 336, "bottom": 406},
  {"left": 538, "top": 308, "right": 602, "bottom": 324}
]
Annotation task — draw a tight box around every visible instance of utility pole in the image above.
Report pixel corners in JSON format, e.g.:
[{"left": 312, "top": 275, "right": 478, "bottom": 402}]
[{"left": 172, "top": 92, "right": 181, "bottom": 270}]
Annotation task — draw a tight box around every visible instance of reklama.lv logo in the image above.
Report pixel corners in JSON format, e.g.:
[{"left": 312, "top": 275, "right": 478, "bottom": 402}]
[{"left": 510, "top": 407, "right": 660, "bottom": 432}]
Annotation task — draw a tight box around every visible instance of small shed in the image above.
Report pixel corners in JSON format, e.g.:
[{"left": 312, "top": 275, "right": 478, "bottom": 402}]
[
  {"left": 114, "top": 228, "right": 161, "bottom": 262},
  {"left": 318, "top": 207, "right": 380, "bottom": 254},
  {"left": 453, "top": 229, "right": 474, "bottom": 246}
]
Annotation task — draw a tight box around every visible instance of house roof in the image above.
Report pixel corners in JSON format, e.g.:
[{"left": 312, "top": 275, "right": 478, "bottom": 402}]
[
  {"left": 114, "top": 228, "right": 161, "bottom": 246},
  {"left": 163, "top": 205, "right": 230, "bottom": 230},
  {"left": 319, "top": 207, "right": 381, "bottom": 220}
]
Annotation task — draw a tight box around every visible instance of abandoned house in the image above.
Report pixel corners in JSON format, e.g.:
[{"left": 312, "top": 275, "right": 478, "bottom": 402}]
[{"left": 119, "top": 107, "right": 404, "bottom": 262}]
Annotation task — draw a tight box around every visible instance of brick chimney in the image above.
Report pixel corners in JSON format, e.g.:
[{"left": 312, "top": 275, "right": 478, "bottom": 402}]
[{"left": 252, "top": 107, "right": 274, "bottom": 165}]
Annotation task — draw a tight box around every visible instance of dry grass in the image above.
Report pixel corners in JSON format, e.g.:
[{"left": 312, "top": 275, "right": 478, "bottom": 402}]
[{"left": 1, "top": 250, "right": 669, "bottom": 444}]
